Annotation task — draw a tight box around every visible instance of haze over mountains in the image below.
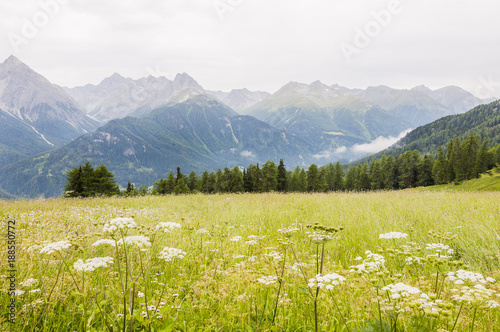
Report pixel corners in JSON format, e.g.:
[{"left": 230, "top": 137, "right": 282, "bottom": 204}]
[{"left": 0, "top": 55, "right": 495, "bottom": 198}]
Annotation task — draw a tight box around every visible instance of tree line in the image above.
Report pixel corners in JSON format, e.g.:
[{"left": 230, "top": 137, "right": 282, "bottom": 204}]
[{"left": 64, "top": 134, "right": 500, "bottom": 197}]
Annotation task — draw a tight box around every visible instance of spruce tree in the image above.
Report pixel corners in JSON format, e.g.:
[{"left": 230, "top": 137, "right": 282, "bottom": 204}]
[{"left": 277, "top": 159, "right": 288, "bottom": 192}]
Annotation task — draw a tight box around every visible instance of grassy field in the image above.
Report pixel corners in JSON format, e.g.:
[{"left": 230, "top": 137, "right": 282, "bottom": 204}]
[{"left": 2, "top": 191, "right": 500, "bottom": 331}]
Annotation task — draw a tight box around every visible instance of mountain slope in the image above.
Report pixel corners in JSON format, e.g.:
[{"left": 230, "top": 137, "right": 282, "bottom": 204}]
[
  {"left": 0, "top": 95, "right": 312, "bottom": 198},
  {"left": 367, "top": 100, "right": 500, "bottom": 159},
  {"left": 244, "top": 81, "right": 411, "bottom": 149},
  {"left": 0, "top": 56, "right": 99, "bottom": 164},
  {"left": 207, "top": 88, "right": 270, "bottom": 113}
]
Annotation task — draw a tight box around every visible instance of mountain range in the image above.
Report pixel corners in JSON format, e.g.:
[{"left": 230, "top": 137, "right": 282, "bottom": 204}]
[{"left": 0, "top": 55, "right": 496, "bottom": 198}]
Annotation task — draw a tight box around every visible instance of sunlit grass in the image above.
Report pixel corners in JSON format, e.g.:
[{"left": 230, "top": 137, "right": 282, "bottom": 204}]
[{"left": 1, "top": 191, "right": 500, "bottom": 331}]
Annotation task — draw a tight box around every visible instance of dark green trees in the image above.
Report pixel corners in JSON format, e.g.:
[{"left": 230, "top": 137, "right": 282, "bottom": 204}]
[{"left": 64, "top": 162, "right": 119, "bottom": 197}]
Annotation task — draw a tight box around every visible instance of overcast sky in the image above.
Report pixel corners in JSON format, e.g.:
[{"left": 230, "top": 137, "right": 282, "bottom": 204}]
[{"left": 1, "top": 0, "right": 499, "bottom": 97}]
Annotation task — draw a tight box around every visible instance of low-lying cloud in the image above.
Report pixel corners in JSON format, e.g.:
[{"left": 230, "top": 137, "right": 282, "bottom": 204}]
[{"left": 351, "top": 129, "right": 412, "bottom": 154}]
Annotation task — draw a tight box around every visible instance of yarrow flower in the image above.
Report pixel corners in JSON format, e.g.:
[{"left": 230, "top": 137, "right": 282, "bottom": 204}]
[
  {"left": 426, "top": 243, "right": 454, "bottom": 257},
  {"left": 349, "top": 250, "right": 385, "bottom": 273},
  {"left": 382, "top": 283, "right": 422, "bottom": 299},
  {"left": 158, "top": 247, "right": 186, "bottom": 261},
  {"left": 196, "top": 228, "right": 210, "bottom": 235},
  {"left": 73, "top": 257, "right": 114, "bottom": 272},
  {"left": 308, "top": 273, "right": 346, "bottom": 290},
  {"left": 265, "top": 251, "right": 283, "bottom": 260},
  {"left": 40, "top": 240, "right": 72, "bottom": 254},
  {"left": 246, "top": 240, "right": 258, "bottom": 246},
  {"left": 117, "top": 236, "right": 151, "bottom": 248},
  {"left": 92, "top": 239, "right": 116, "bottom": 247},
  {"left": 230, "top": 236, "right": 243, "bottom": 242},
  {"left": 277, "top": 226, "right": 300, "bottom": 237},
  {"left": 155, "top": 222, "right": 181, "bottom": 232},
  {"left": 257, "top": 275, "right": 278, "bottom": 285},
  {"left": 379, "top": 232, "right": 408, "bottom": 240},
  {"left": 308, "top": 232, "right": 334, "bottom": 244},
  {"left": 451, "top": 284, "right": 497, "bottom": 303},
  {"left": 20, "top": 278, "right": 38, "bottom": 288},
  {"left": 447, "top": 270, "right": 495, "bottom": 285},
  {"left": 103, "top": 217, "right": 137, "bottom": 234}
]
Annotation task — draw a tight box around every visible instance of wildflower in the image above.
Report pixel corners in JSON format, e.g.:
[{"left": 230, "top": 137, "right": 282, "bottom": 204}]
[
  {"left": 158, "top": 247, "right": 187, "bottom": 261},
  {"left": 233, "top": 254, "right": 246, "bottom": 259},
  {"left": 248, "top": 256, "right": 257, "bottom": 262},
  {"left": 138, "top": 291, "right": 145, "bottom": 298},
  {"left": 308, "top": 232, "right": 334, "bottom": 243},
  {"left": 308, "top": 273, "right": 346, "bottom": 290},
  {"left": 257, "top": 276, "right": 278, "bottom": 285},
  {"left": 405, "top": 256, "right": 423, "bottom": 265},
  {"left": 40, "top": 240, "right": 72, "bottom": 254},
  {"left": 92, "top": 239, "right": 116, "bottom": 247},
  {"left": 196, "top": 228, "right": 210, "bottom": 235},
  {"left": 20, "top": 278, "right": 38, "bottom": 288},
  {"left": 277, "top": 226, "right": 299, "bottom": 237},
  {"left": 382, "top": 283, "right": 421, "bottom": 299},
  {"left": 265, "top": 251, "right": 283, "bottom": 260},
  {"left": 155, "top": 222, "right": 181, "bottom": 232},
  {"left": 451, "top": 284, "right": 497, "bottom": 303},
  {"left": 29, "top": 289, "right": 41, "bottom": 293},
  {"left": 349, "top": 251, "right": 385, "bottom": 273},
  {"left": 73, "top": 257, "right": 114, "bottom": 272},
  {"left": 230, "top": 236, "right": 243, "bottom": 242},
  {"left": 379, "top": 232, "right": 408, "bottom": 239},
  {"left": 103, "top": 217, "right": 137, "bottom": 233},
  {"left": 117, "top": 236, "right": 151, "bottom": 248},
  {"left": 426, "top": 243, "right": 454, "bottom": 256},
  {"left": 14, "top": 290, "right": 25, "bottom": 296},
  {"left": 447, "top": 270, "right": 495, "bottom": 285},
  {"left": 246, "top": 240, "right": 258, "bottom": 245}
]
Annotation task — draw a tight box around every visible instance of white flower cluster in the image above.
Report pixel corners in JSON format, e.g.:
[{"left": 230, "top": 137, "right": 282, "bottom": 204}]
[
  {"left": 117, "top": 236, "right": 151, "bottom": 248},
  {"left": 246, "top": 240, "right": 258, "bottom": 246},
  {"left": 103, "top": 217, "right": 137, "bottom": 233},
  {"left": 155, "top": 222, "right": 181, "bottom": 232},
  {"left": 257, "top": 275, "right": 278, "bottom": 285},
  {"left": 308, "top": 232, "right": 334, "bottom": 243},
  {"left": 158, "top": 247, "right": 186, "bottom": 261},
  {"left": 92, "top": 239, "right": 116, "bottom": 247},
  {"left": 265, "top": 251, "right": 283, "bottom": 260},
  {"left": 447, "top": 270, "right": 495, "bottom": 285},
  {"left": 230, "top": 236, "right": 242, "bottom": 242},
  {"left": 277, "top": 226, "right": 300, "bottom": 237},
  {"left": 196, "top": 228, "right": 210, "bottom": 235},
  {"left": 405, "top": 256, "right": 422, "bottom": 265},
  {"left": 40, "top": 240, "right": 72, "bottom": 254},
  {"left": 451, "top": 284, "right": 497, "bottom": 303},
  {"left": 349, "top": 251, "right": 385, "bottom": 273},
  {"left": 307, "top": 273, "right": 346, "bottom": 290},
  {"left": 20, "top": 278, "right": 38, "bottom": 288},
  {"left": 73, "top": 257, "right": 114, "bottom": 272},
  {"left": 379, "top": 232, "right": 408, "bottom": 240},
  {"left": 381, "top": 283, "right": 421, "bottom": 299},
  {"left": 426, "top": 243, "right": 454, "bottom": 257}
]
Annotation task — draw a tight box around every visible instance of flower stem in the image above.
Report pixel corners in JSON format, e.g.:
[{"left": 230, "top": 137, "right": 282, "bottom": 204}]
[{"left": 450, "top": 302, "right": 464, "bottom": 332}]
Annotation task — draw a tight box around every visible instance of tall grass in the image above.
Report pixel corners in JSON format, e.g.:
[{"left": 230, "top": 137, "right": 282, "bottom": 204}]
[{"left": 1, "top": 190, "right": 500, "bottom": 331}]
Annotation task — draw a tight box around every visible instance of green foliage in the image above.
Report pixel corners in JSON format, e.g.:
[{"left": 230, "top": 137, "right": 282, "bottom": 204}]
[{"left": 64, "top": 161, "right": 119, "bottom": 197}]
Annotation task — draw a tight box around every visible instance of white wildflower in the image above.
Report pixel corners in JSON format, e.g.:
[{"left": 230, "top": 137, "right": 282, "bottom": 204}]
[
  {"left": 92, "top": 239, "right": 116, "bottom": 247},
  {"left": 14, "top": 290, "right": 25, "bottom": 296},
  {"left": 155, "top": 222, "right": 181, "bottom": 232},
  {"left": 73, "top": 257, "right": 114, "bottom": 272},
  {"left": 265, "top": 251, "right": 283, "bottom": 260},
  {"left": 379, "top": 232, "right": 408, "bottom": 239},
  {"left": 257, "top": 275, "right": 278, "bottom": 285},
  {"left": 117, "top": 236, "right": 151, "bottom": 248},
  {"left": 20, "top": 278, "right": 38, "bottom": 288},
  {"left": 103, "top": 217, "right": 137, "bottom": 234},
  {"left": 158, "top": 247, "right": 186, "bottom": 261},
  {"left": 308, "top": 273, "right": 346, "bottom": 289},
  {"left": 277, "top": 226, "right": 299, "bottom": 237},
  {"left": 138, "top": 291, "right": 145, "bottom": 298},
  {"left": 448, "top": 270, "right": 495, "bottom": 285},
  {"left": 40, "top": 240, "right": 72, "bottom": 254},
  {"left": 426, "top": 243, "right": 454, "bottom": 256},
  {"left": 196, "top": 228, "right": 210, "bottom": 235},
  {"left": 246, "top": 240, "right": 258, "bottom": 246},
  {"left": 230, "top": 236, "right": 243, "bottom": 242},
  {"left": 382, "top": 283, "right": 421, "bottom": 299}
]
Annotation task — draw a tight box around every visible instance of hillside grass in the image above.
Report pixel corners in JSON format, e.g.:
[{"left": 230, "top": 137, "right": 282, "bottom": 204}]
[
  {"left": 2, "top": 191, "right": 500, "bottom": 331},
  {"left": 424, "top": 170, "right": 500, "bottom": 192}
]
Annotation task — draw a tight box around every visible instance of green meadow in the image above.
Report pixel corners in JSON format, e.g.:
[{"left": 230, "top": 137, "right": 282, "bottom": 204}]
[{"left": 2, "top": 190, "right": 500, "bottom": 331}]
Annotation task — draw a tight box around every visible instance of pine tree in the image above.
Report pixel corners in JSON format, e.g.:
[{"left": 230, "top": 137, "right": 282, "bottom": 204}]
[
  {"left": 64, "top": 166, "right": 83, "bottom": 197},
  {"left": 306, "top": 164, "right": 321, "bottom": 192},
  {"left": 231, "top": 167, "right": 244, "bottom": 192},
  {"left": 432, "top": 146, "right": 448, "bottom": 184},
  {"left": 188, "top": 171, "right": 199, "bottom": 192},
  {"left": 277, "top": 159, "right": 288, "bottom": 192},
  {"left": 333, "top": 162, "right": 344, "bottom": 191},
  {"left": 261, "top": 161, "right": 277, "bottom": 192}
]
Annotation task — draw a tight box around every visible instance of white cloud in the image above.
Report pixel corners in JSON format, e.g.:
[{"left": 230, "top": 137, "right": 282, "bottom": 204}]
[
  {"left": 313, "top": 146, "right": 347, "bottom": 159},
  {"left": 240, "top": 150, "right": 255, "bottom": 158},
  {"left": 352, "top": 129, "right": 411, "bottom": 154}
]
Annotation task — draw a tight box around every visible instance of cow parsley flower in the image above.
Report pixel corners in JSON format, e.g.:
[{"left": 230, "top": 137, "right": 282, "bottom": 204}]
[
  {"left": 155, "top": 222, "right": 181, "bottom": 232},
  {"left": 257, "top": 276, "right": 278, "bottom": 285},
  {"left": 246, "top": 240, "right": 258, "bottom": 246},
  {"left": 73, "top": 257, "right": 114, "bottom": 272},
  {"left": 196, "top": 228, "right": 210, "bottom": 235},
  {"left": 349, "top": 251, "right": 385, "bottom": 273},
  {"left": 40, "top": 240, "right": 72, "bottom": 254},
  {"left": 447, "top": 270, "right": 495, "bottom": 285},
  {"left": 265, "top": 251, "right": 283, "bottom": 260},
  {"left": 103, "top": 217, "right": 137, "bottom": 234},
  {"left": 308, "top": 232, "right": 334, "bottom": 243},
  {"left": 379, "top": 232, "right": 408, "bottom": 239},
  {"left": 277, "top": 226, "right": 300, "bottom": 237},
  {"left": 382, "top": 283, "right": 421, "bottom": 299},
  {"left": 308, "top": 273, "right": 346, "bottom": 290},
  {"left": 117, "top": 236, "right": 151, "bottom": 248},
  {"left": 451, "top": 284, "right": 497, "bottom": 303},
  {"left": 92, "top": 239, "right": 116, "bottom": 247},
  {"left": 20, "top": 278, "right": 38, "bottom": 288},
  {"left": 230, "top": 236, "right": 242, "bottom": 242},
  {"left": 426, "top": 243, "right": 454, "bottom": 257},
  {"left": 158, "top": 247, "right": 186, "bottom": 261}
]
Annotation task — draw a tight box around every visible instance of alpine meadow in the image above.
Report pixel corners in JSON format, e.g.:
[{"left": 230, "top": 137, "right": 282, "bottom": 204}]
[{"left": 2, "top": 1, "right": 500, "bottom": 332}]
